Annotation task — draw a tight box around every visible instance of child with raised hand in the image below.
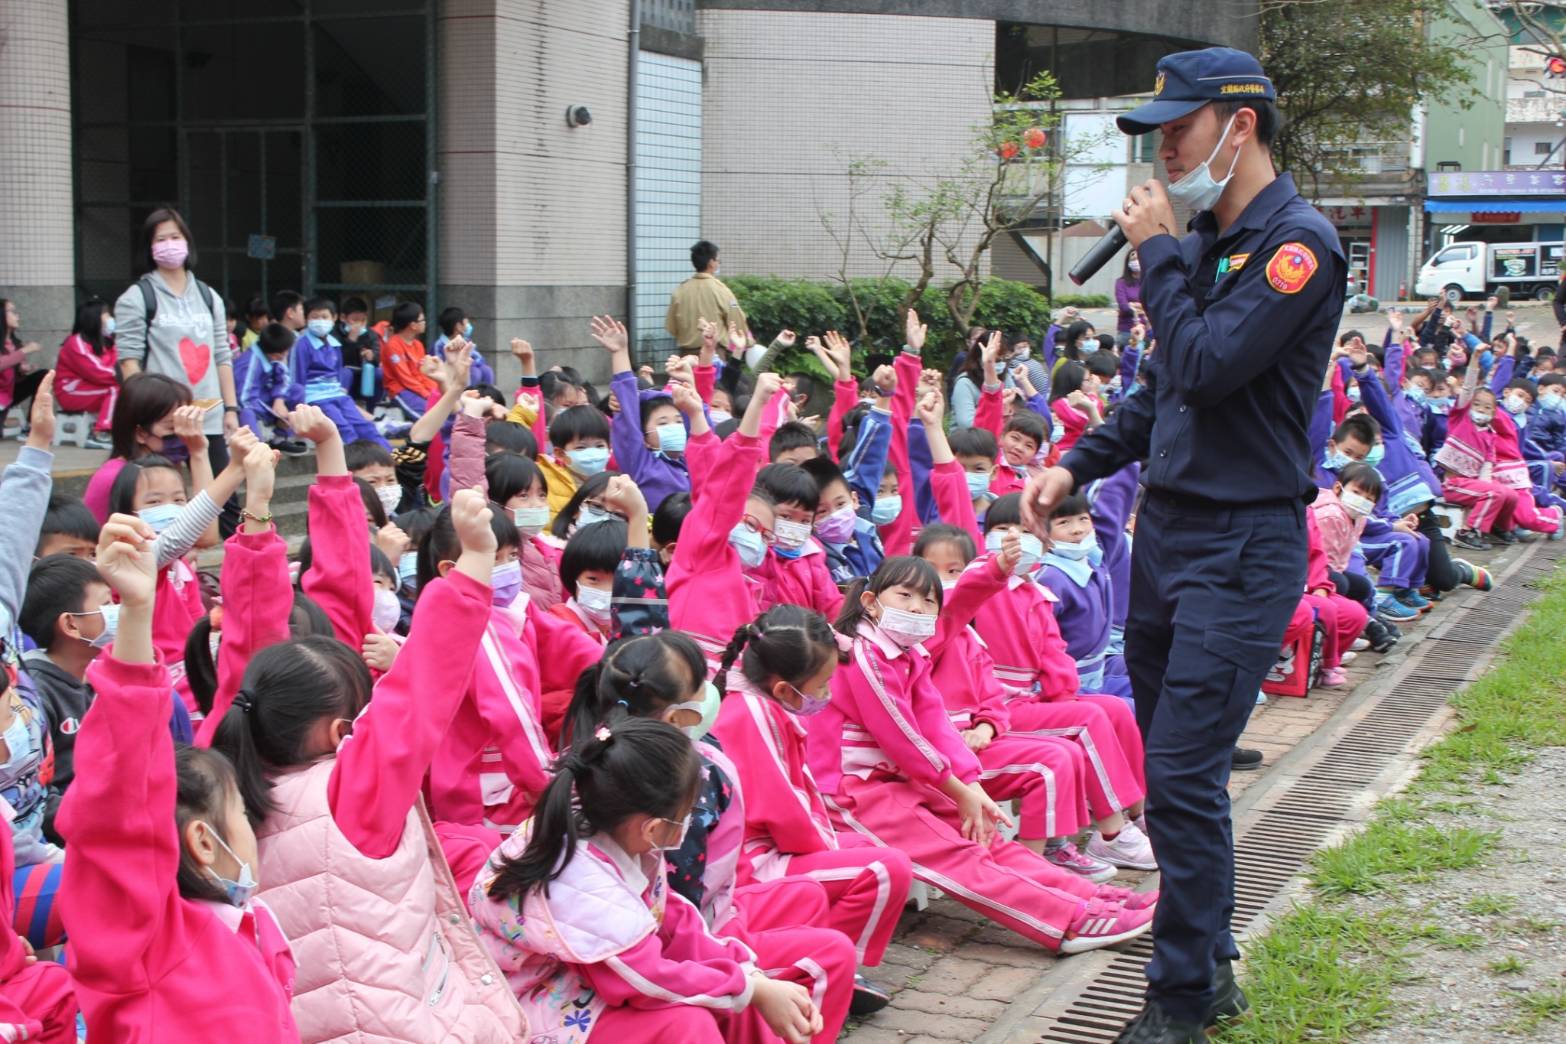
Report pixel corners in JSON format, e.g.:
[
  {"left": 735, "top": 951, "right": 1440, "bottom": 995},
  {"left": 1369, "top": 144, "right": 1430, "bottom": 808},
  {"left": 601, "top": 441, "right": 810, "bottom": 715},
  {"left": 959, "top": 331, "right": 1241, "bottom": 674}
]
[
  {"left": 669, "top": 371, "right": 782, "bottom": 675},
  {"left": 813, "top": 555, "right": 1155, "bottom": 954},
  {"left": 211, "top": 489, "right": 526, "bottom": 1042},
  {"left": 972, "top": 495, "right": 1156, "bottom": 874},
  {"left": 474, "top": 717, "right": 825, "bottom": 1044},
  {"left": 105, "top": 408, "right": 261, "bottom": 718},
  {"left": 913, "top": 524, "right": 1112, "bottom": 883},
  {"left": 58, "top": 513, "right": 295, "bottom": 1042},
  {"left": 711, "top": 605, "right": 913, "bottom": 975},
  {"left": 595, "top": 315, "right": 692, "bottom": 511}
]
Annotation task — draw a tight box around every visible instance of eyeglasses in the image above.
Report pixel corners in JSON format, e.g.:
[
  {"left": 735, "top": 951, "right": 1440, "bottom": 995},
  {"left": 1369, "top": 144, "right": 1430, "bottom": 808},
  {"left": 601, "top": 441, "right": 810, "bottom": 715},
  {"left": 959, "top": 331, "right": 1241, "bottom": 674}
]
[{"left": 739, "top": 514, "right": 776, "bottom": 545}]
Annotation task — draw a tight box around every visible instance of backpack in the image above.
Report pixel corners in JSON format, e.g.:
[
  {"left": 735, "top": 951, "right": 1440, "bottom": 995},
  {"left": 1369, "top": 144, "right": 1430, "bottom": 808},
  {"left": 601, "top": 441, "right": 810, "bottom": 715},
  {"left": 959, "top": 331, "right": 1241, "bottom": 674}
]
[{"left": 137, "top": 273, "right": 216, "bottom": 326}]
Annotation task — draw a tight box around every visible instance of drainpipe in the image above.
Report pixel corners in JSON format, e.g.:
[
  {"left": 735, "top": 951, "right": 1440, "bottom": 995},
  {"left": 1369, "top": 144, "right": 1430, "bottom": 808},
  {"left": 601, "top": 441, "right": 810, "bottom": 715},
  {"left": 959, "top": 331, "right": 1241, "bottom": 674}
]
[{"left": 626, "top": 0, "right": 641, "bottom": 362}]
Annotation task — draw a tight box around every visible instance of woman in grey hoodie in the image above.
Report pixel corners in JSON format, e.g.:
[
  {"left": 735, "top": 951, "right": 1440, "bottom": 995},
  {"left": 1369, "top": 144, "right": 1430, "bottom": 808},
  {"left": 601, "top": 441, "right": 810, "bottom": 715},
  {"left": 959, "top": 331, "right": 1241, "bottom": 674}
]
[{"left": 113, "top": 208, "right": 242, "bottom": 530}]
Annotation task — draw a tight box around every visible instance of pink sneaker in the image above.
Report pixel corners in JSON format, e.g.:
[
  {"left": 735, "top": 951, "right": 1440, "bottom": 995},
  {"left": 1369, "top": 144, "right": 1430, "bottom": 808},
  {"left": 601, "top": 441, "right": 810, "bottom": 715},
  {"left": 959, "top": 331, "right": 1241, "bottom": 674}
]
[
  {"left": 1043, "top": 841, "right": 1117, "bottom": 883},
  {"left": 1060, "top": 897, "right": 1155, "bottom": 954},
  {"left": 1094, "top": 883, "right": 1159, "bottom": 911},
  {"left": 1319, "top": 666, "right": 1348, "bottom": 687}
]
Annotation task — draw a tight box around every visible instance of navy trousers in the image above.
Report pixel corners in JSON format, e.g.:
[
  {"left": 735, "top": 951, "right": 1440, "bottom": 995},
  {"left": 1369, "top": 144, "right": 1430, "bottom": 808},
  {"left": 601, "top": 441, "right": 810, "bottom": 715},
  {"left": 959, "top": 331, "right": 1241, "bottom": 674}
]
[{"left": 1123, "top": 492, "right": 1307, "bottom": 1024}]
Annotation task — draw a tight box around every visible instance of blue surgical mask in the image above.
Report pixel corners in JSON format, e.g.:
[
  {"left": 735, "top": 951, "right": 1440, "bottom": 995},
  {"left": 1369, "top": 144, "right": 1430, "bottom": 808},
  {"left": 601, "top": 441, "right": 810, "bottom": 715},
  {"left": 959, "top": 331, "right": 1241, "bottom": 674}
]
[
  {"left": 462, "top": 320, "right": 473, "bottom": 339},
  {"left": 567, "top": 446, "right": 610, "bottom": 477},
  {"left": 512, "top": 505, "right": 550, "bottom": 534},
  {"left": 729, "top": 524, "right": 767, "bottom": 568},
  {"left": 137, "top": 502, "right": 182, "bottom": 535},
  {"left": 490, "top": 560, "right": 523, "bottom": 606},
  {"left": 654, "top": 422, "right": 688, "bottom": 454},
  {"left": 1364, "top": 443, "right": 1385, "bottom": 467},
  {"left": 102, "top": 315, "right": 117, "bottom": 337},
  {"left": 1405, "top": 385, "right": 1427, "bottom": 404},
  {"left": 1346, "top": 385, "right": 1362, "bottom": 403},
  {"left": 1049, "top": 534, "right": 1100, "bottom": 561},
  {"left": 1426, "top": 396, "right": 1453, "bottom": 415},
  {"left": 1323, "top": 450, "right": 1351, "bottom": 472},
  {"left": 965, "top": 471, "right": 992, "bottom": 499},
  {"left": 307, "top": 318, "right": 334, "bottom": 339},
  {"left": 201, "top": 824, "right": 259, "bottom": 907},
  {"left": 870, "top": 495, "right": 902, "bottom": 525},
  {"left": 576, "top": 503, "right": 617, "bottom": 529},
  {"left": 398, "top": 551, "right": 419, "bottom": 585}
]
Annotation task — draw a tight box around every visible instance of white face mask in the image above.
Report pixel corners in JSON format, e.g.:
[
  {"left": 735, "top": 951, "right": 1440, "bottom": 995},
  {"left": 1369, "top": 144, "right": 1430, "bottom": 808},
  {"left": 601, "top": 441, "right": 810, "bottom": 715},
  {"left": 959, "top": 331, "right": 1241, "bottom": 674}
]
[
  {"left": 371, "top": 587, "right": 401, "bottom": 632},
  {"left": 68, "top": 602, "right": 120, "bottom": 650},
  {"left": 576, "top": 583, "right": 612, "bottom": 623},
  {"left": 512, "top": 505, "right": 549, "bottom": 535},
  {"left": 874, "top": 600, "right": 937, "bottom": 649},
  {"left": 374, "top": 483, "right": 401, "bottom": 517},
  {"left": 773, "top": 518, "right": 811, "bottom": 553},
  {"left": 647, "top": 813, "right": 691, "bottom": 853},
  {"left": 1167, "top": 112, "right": 1242, "bottom": 212},
  {"left": 1339, "top": 490, "right": 1376, "bottom": 518}
]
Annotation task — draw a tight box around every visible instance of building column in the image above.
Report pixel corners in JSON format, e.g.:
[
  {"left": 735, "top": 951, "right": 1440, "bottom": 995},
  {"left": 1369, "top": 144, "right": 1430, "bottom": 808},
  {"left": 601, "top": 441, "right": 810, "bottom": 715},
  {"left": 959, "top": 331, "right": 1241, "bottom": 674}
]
[
  {"left": 0, "top": 0, "right": 76, "bottom": 354},
  {"left": 437, "top": 0, "right": 631, "bottom": 388}
]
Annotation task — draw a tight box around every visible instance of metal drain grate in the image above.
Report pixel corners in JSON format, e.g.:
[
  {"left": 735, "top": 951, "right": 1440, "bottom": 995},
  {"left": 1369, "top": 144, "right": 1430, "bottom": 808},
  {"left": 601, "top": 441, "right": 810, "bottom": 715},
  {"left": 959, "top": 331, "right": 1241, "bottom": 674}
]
[{"left": 1028, "top": 544, "right": 1562, "bottom": 1043}]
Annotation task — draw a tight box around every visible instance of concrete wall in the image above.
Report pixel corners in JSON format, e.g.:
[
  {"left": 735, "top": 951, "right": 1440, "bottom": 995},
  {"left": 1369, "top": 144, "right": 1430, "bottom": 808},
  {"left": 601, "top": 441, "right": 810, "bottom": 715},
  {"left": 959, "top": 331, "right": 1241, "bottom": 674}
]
[
  {"left": 698, "top": 8, "right": 994, "bottom": 289},
  {"left": 0, "top": 0, "right": 76, "bottom": 356},
  {"left": 1423, "top": 0, "right": 1508, "bottom": 174},
  {"left": 438, "top": 0, "right": 631, "bottom": 386}
]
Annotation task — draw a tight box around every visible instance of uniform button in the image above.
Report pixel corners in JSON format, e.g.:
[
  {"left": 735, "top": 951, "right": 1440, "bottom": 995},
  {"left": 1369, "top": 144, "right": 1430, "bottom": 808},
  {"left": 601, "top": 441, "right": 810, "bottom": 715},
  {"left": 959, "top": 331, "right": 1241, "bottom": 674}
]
[
  {"left": 1159, "top": 451, "right": 1168, "bottom": 458},
  {"left": 1179, "top": 405, "right": 1188, "bottom": 413},
  {"left": 449, "top": 914, "right": 461, "bottom": 925},
  {"left": 481, "top": 974, "right": 495, "bottom": 986}
]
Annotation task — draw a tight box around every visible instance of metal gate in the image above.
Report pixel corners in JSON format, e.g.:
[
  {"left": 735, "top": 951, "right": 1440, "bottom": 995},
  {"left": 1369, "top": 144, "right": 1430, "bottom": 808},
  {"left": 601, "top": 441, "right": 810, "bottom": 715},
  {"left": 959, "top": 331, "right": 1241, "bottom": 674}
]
[{"left": 182, "top": 127, "right": 306, "bottom": 303}]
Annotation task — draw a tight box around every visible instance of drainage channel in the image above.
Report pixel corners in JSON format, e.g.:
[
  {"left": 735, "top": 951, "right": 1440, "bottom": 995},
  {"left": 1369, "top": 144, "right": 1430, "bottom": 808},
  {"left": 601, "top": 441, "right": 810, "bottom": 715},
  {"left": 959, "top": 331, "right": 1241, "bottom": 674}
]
[{"left": 982, "top": 541, "right": 1563, "bottom": 1044}]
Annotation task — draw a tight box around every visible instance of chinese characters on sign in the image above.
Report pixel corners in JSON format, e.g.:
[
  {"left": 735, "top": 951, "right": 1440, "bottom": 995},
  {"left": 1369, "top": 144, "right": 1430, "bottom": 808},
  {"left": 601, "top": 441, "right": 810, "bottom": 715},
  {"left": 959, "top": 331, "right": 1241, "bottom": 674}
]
[{"left": 1426, "top": 170, "right": 1566, "bottom": 196}]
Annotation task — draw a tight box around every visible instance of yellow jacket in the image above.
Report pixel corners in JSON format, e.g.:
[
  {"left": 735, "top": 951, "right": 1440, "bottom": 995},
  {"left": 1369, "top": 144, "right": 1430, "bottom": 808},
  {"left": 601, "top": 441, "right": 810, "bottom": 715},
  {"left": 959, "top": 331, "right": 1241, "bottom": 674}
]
[{"left": 664, "top": 273, "right": 747, "bottom": 350}]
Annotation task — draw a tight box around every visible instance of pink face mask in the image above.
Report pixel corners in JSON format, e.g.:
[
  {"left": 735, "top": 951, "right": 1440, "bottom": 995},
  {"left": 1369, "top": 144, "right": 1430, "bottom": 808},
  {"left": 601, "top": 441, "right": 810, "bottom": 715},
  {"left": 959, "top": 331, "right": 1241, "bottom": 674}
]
[{"left": 151, "top": 238, "right": 189, "bottom": 269}]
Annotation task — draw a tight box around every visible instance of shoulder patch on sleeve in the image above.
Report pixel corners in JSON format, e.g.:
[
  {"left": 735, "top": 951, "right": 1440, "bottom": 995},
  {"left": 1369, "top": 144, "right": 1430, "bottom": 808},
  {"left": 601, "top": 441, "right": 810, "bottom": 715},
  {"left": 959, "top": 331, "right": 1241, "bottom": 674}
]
[{"left": 1265, "top": 242, "right": 1318, "bottom": 294}]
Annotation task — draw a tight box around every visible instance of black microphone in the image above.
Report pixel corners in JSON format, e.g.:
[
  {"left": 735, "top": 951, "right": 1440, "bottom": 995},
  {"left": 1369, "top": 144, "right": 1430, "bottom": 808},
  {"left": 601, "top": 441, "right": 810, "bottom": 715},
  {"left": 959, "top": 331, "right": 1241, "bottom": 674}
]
[{"left": 1068, "top": 225, "right": 1128, "bottom": 286}]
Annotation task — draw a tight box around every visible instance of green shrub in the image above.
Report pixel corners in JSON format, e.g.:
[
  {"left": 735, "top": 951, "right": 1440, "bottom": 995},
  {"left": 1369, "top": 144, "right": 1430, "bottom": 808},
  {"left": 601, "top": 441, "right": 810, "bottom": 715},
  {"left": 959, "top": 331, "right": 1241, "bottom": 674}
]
[
  {"left": 722, "top": 276, "right": 844, "bottom": 345},
  {"left": 1050, "top": 292, "right": 1111, "bottom": 309}
]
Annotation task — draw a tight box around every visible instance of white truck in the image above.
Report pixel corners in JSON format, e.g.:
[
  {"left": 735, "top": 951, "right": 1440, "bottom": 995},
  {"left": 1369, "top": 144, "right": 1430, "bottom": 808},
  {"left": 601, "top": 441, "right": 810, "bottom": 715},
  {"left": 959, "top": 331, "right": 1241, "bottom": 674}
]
[{"left": 1415, "top": 240, "right": 1564, "bottom": 302}]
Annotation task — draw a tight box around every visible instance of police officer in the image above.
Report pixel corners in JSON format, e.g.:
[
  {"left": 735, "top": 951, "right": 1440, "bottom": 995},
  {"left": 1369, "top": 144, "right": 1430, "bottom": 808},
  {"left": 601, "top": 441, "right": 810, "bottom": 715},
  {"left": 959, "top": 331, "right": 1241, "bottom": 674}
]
[{"left": 1020, "top": 48, "right": 1345, "bottom": 1044}]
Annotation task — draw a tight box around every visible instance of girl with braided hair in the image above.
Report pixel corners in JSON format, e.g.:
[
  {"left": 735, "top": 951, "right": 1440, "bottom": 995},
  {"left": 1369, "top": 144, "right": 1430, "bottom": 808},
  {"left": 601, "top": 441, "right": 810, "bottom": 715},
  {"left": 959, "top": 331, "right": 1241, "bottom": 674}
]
[{"left": 473, "top": 716, "right": 827, "bottom": 1044}]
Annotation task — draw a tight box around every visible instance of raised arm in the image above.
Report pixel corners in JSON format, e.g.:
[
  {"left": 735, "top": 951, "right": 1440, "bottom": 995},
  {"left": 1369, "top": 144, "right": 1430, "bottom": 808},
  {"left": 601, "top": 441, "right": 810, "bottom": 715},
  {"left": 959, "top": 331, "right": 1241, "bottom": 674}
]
[
  {"left": 0, "top": 379, "right": 54, "bottom": 626},
  {"left": 293, "top": 406, "right": 373, "bottom": 646},
  {"left": 328, "top": 489, "right": 495, "bottom": 858},
  {"left": 920, "top": 387, "right": 982, "bottom": 543}
]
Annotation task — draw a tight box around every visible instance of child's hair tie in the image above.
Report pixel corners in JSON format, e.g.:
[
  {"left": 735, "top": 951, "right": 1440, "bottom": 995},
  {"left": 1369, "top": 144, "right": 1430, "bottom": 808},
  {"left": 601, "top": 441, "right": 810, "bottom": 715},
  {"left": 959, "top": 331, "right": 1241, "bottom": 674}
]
[
  {"left": 615, "top": 698, "right": 629, "bottom": 709},
  {"left": 233, "top": 690, "right": 256, "bottom": 713},
  {"left": 594, "top": 724, "right": 612, "bottom": 743}
]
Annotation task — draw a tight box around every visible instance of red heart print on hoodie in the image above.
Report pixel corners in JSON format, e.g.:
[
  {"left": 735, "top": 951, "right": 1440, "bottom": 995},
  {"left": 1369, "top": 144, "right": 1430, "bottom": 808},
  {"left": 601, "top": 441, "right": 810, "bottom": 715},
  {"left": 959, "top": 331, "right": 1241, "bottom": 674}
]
[{"left": 179, "top": 338, "right": 210, "bottom": 384}]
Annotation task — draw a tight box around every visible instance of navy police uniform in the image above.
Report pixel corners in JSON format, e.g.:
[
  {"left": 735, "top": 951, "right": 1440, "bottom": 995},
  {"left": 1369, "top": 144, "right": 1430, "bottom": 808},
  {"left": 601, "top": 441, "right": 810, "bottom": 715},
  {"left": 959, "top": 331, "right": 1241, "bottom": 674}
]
[{"left": 1058, "top": 48, "right": 1346, "bottom": 1028}]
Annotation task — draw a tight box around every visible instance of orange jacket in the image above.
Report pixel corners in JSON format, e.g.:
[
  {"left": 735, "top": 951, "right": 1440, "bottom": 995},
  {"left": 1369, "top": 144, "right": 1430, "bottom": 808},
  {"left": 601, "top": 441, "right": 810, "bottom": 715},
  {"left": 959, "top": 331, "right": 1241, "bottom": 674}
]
[{"left": 382, "top": 333, "right": 436, "bottom": 398}]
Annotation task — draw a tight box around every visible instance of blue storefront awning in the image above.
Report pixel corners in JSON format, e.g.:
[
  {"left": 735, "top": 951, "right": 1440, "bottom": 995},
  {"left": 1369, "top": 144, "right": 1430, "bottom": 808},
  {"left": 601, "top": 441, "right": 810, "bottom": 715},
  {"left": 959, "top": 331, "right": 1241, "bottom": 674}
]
[{"left": 1424, "top": 198, "right": 1566, "bottom": 213}]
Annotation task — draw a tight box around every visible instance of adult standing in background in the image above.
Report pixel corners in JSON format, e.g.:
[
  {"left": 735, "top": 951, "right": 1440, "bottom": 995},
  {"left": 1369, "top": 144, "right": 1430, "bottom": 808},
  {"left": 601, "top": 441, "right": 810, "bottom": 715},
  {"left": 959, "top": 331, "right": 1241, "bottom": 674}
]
[
  {"left": 113, "top": 208, "right": 242, "bottom": 532},
  {"left": 665, "top": 240, "right": 748, "bottom": 351},
  {"left": 0, "top": 299, "right": 47, "bottom": 436},
  {"left": 1115, "top": 251, "right": 1147, "bottom": 346}
]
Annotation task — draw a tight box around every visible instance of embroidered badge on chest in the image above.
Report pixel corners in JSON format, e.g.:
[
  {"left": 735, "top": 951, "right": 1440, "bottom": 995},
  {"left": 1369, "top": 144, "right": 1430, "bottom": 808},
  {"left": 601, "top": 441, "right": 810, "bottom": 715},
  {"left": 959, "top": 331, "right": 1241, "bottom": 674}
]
[{"left": 1265, "top": 242, "right": 1318, "bottom": 294}]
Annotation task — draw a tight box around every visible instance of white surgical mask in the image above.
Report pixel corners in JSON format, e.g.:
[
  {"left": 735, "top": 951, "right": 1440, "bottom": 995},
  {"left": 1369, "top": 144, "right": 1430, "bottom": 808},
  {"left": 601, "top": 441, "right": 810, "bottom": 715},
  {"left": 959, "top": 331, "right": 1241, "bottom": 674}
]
[
  {"left": 576, "top": 583, "right": 612, "bottom": 623},
  {"left": 1505, "top": 394, "right": 1528, "bottom": 415},
  {"left": 68, "top": 602, "right": 119, "bottom": 650},
  {"left": 874, "top": 601, "right": 937, "bottom": 649},
  {"left": 668, "top": 681, "right": 723, "bottom": 740},
  {"left": 371, "top": 587, "right": 401, "bottom": 632},
  {"left": 374, "top": 483, "right": 401, "bottom": 516},
  {"left": 307, "top": 318, "right": 335, "bottom": 339},
  {"left": 1166, "top": 112, "right": 1241, "bottom": 212},
  {"left": 773, "top": 518, "right": 811, "bottom": 553},
  {"left": 202, "top": 824, "right": 259, "bottom": 907},
  {"left": 1049, "top": 534, "right": 1099, "bottom": 561},
  {"left": 398, "top": 551, "right": 419, "bottom": 585},
  {"left": 1340, "top": 490, "right": 1376, "bottom": 518},
  {"left": 1471, "top": 410, "right": 1494, "bottom": 427},
  {"left": 648, "top": 813, "right": 691, "bottom": 852}
]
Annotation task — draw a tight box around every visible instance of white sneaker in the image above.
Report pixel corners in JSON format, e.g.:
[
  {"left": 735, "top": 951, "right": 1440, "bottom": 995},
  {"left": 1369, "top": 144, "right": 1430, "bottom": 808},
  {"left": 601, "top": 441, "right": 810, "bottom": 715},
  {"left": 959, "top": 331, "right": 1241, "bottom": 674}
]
[
  {"left": 1340, "top": 650, "right": 1358, "bottom": 665},
  {"left": 1349, "top": 638, "right": 1371, "bottom": 652},
  {"left": 1086, "top": 821, "right": 1158, "bottom": 871}
]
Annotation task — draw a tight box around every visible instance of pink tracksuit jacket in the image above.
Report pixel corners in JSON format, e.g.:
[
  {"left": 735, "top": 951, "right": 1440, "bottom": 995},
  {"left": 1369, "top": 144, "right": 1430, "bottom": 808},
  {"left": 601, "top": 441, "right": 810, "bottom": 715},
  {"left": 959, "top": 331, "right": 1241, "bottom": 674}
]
[{"left": 60, "top": 654, "right": 299, "bottom": 1042}]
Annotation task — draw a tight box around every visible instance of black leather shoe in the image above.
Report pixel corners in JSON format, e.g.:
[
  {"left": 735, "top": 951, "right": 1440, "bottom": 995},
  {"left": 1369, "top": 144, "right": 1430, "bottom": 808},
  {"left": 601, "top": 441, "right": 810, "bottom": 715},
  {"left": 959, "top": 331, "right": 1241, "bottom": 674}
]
[
  {"left": 1204, "top": 959, "right": 1250, "bottom": 1027},
  {"left": 849, "top": 974, "right": 891, "bottom": 1016},
  {"left": 1114, "top": 1004, "right": 1205, "bottom": 1043},
  {"left": 1231, "top": 747, "right": 1263, "bottom": 771}
]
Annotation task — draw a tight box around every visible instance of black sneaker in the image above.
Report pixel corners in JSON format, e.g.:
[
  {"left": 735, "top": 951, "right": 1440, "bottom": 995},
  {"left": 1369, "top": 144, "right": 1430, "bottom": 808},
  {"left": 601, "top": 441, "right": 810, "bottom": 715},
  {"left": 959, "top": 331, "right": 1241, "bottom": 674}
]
[
  {"left": 1453, "top": 528, "right": 1492, "bottom": 551},
  {"left": 1495, "top": 528, "right": 1520, "bottom": 545},
  {"left": 1231, "top": 747, "right": 1263, "bottom": 771},
  {"left": 849, "top": 974, "right": 891, "bottom": 1016},
  {"left": 1114, "top": 1004, "right": 1205, "bottom": 1043},
  {"left": 1204, "top": 959, "right": 1250, "bottom": 1027},
  {"left": 1361, "top": 617, "right": 1400, "bottom": 654},
  {"left": 269, "top": 438, "right": 311, "bottom": 457}
]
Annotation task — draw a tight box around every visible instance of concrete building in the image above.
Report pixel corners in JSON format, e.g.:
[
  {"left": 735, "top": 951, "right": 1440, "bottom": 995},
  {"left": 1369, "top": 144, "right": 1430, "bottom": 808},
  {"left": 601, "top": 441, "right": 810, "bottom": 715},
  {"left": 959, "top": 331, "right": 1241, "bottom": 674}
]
[{"left": 2, "top": 0, "right": 1250, "bottom": 383}]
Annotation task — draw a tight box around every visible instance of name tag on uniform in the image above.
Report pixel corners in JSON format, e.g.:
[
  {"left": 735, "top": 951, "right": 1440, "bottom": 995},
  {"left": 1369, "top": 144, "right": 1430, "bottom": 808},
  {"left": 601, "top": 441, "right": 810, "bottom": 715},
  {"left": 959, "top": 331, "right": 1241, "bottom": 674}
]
[{"left": 1214, "top": 253, "right": 1250, "bottom": 282}]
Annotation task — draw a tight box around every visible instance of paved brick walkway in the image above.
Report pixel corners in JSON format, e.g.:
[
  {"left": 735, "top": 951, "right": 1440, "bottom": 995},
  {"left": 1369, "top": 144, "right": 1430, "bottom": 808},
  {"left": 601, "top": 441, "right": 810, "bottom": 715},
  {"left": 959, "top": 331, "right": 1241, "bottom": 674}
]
[{"left": 840, "top": 536, "right": 1521, "bottom": 1043}]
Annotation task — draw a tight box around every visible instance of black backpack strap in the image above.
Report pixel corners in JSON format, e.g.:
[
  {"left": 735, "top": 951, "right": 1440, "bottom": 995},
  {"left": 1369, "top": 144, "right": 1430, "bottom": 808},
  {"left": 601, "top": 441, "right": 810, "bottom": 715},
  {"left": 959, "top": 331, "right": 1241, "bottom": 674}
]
[
  {"left": 137, "top": 275, "right": 158, "bottom": 326},
  {"left": 194, "top": 278, "right": 215, "bottom": 318}
]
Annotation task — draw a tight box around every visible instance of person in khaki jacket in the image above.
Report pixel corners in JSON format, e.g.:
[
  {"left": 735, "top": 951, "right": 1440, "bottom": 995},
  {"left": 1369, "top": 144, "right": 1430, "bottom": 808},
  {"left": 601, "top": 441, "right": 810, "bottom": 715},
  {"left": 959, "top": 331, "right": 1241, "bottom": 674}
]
[{"left": 665, "top": 240, "right": 748, "bottom": 350}]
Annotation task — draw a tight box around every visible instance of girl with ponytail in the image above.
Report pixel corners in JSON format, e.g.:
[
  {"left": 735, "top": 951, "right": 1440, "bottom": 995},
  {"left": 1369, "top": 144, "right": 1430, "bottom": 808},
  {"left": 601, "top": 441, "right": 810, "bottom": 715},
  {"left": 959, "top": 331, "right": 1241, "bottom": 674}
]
[
  {"left": 210, "top": 489, "right": 525, "bottom": 1042},
  {"left": 806, "top": 554, "right": 1158, "bottom": 956},
  {"left": 473, "top": 717, "right": 825, "bottom": 1044},
  {"left": 710, "top": 605, "right": 913, "bottom": 1014}
]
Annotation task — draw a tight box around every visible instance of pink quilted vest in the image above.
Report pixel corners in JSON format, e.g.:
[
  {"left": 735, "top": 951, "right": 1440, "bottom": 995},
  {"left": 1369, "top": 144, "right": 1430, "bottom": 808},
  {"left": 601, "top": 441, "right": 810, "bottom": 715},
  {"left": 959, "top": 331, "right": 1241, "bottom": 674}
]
[{"left": 255, "top": 759, "right": 526, "bottom": 1043}]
